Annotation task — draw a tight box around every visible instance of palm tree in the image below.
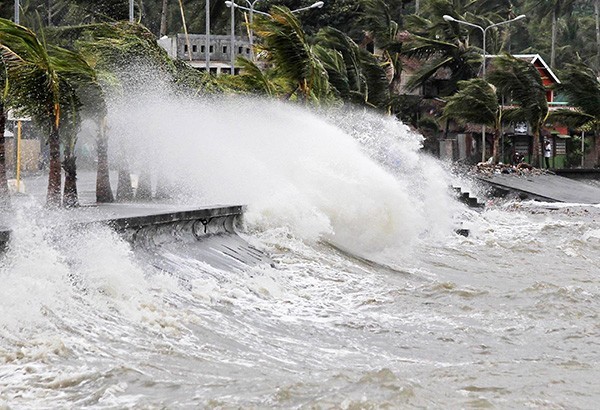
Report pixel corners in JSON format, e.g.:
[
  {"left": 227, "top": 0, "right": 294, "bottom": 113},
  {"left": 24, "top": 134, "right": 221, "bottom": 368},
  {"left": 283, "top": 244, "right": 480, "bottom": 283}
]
[
  {"left": 253, "top": 6, "right": 331, "bottom": 102},
  {"left": 443, "top": 78, "right": 502, "bottom": 162},
  {"left": 549, "top": 61, "right": 600, "bottom": 134},
  {"left": 487, "top": 54, "right": 548, "bottom": 167},
  {"left": 359, "top": 0, "right": 402, "bottom": 95},
  {"left": 0, "top": 18, "right": 63, "bottom": 206},
  {"left": 0, "top": 18, "right": 96, "bottom": 207},
  {"left": 314, "top": 26, "right": 390, "bottom": 108},
  {"left": 0, "top": 34, "right": 23, "bottom": 209},
  {"left": 403, "top": 0, "right": 518, "bottom": 94},
  {"left": 402, "top": 4, "right": 481, "bottom": 96}
]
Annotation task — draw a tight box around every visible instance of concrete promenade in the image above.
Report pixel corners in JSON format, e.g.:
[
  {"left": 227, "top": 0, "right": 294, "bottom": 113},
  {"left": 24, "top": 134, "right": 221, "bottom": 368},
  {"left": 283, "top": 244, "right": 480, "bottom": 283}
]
[{"left": 477, "top": 173, "right": 600, "bottom": 204}]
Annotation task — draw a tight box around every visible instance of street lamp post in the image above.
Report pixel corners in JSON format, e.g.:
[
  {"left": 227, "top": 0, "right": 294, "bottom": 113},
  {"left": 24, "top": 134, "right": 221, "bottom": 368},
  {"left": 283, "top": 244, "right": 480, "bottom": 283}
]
[
  {"left": 226, "top": 0, "right": 324, "bottom": 63},
  {"left": 206, "top": 0, "right": 211, "bottom": 71},
  {"left": 443, "top": 14, "right": 526, "bottom": 162},
  {"left": 246, "top": 0, "right": 261, "bottom": 60},
  {"left": 14, "top": 0, "right": 19, "bottom": 24},
  {"left": 129, "top": 0, "right": 135, "bottom": 23},
  {"left": 230, "top": 0, "right": 235, "bottom": 72}
]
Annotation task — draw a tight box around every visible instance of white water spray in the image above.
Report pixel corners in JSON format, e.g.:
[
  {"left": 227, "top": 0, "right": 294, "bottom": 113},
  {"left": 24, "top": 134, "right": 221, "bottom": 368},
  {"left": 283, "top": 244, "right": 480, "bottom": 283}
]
[{"left": 107, "top": 93, "right": 458, "bottom": 256}]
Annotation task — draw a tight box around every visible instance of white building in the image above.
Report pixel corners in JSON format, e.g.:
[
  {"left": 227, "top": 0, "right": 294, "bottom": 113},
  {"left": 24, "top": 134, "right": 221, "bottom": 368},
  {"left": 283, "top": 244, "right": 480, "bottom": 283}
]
[{"left": 158, "top": 34, "right": 252, "bottom": 75}]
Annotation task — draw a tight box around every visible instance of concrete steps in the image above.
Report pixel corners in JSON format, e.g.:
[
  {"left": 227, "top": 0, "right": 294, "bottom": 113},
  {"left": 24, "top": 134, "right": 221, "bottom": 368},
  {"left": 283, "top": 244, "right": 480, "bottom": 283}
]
[{"left": 452, "top": 186, "right": 485, "bottom": 209}]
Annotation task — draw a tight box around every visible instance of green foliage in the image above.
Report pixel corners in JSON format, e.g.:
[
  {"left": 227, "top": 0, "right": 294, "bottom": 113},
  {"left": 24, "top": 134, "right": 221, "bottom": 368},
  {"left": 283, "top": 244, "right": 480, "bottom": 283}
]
[
  {"left": 254, "top": 6, "right": 331, "bottom": 101},
  {"left": 487, "top": 54, "right": 548, "bottom": 126},
  {"left": 487, "top": 53, "right": 548, "bottom": 165},
  {"left": 314, "top": 26, "right": 390, "bottom": 108},
  {"left": 443, "top": 78, "right": 499, "bottom": 127},
  {"left": 549, "top": 60, "right": 600, "bottom": 132}
]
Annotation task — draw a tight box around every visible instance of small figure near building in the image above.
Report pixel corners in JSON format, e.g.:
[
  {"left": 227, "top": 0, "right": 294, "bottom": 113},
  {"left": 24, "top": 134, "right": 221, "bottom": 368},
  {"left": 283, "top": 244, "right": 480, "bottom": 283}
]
[
  {"left": 544, "top": 140, "right": 552, "bottom": 168},
  {"left": 512, "top": 151, "right": 524, "bottom": 165}
]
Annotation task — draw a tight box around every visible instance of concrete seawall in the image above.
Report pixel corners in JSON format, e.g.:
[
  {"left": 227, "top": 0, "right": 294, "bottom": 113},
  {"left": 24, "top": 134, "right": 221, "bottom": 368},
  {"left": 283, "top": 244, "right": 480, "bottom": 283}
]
[
  {"left": 0, "top": 204, "right": 244, "bottom": 247},
  {"left": 0, "top": 203, "right": 272, "bottom": 270}
]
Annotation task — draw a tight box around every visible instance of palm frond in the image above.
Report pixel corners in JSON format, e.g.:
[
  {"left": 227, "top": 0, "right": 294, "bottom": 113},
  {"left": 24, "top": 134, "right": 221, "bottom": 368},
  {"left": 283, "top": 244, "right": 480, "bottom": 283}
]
[
  {"left": 556, "top": 62, "right": 600, "bottom": 118},
  {"left": 443, "top": 78, "right": 498, "bottom": 126}
]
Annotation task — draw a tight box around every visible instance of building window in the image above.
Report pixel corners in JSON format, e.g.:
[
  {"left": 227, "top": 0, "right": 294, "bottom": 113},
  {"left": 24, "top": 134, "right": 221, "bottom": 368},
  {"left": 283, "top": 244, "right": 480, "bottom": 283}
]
[
  {"left": 246, "top": 48, "right": 250, "bottom": 54},
  {"left": 184, "top": 44, "right": 188, "bottom": 52},
  {"left": 201, "top": 45, "right": 205, "bottom": 53},
  {"left": 223, "top": 46, "right": 228, "bottom": 54},
  {"left": 238, "top": 46, "right": 243, "bottom": 54},
  {"left": 209, "top": 46, "right": 214, "bottom": 53},
  {"left": 192, "top": 45, "right": 197, "bottom": 52}
]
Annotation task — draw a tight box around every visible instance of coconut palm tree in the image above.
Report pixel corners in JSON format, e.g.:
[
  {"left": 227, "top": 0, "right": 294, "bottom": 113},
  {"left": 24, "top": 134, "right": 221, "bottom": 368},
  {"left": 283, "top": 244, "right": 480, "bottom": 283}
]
[
  {"left": 253, "top": 6, "right": 331, "bottom": 102},
  {"left": 548, "top": 61, "right": 600, "bottom": 133},
  {"left": 0, "top": 18, "right": 97, "bottom": 207},
  {"left": 530, "top": 0, "right": 576, "bottom": 68},
  {"left": 403, "top": 0, "right": 517, "bottom": 95},
  {"left": 443, "top": 78, "right": 502, "bottom": 162},
  {"left": 359, "top": 0, "right": 402, "bottom": 95},
  {"left": 0, "top": 36, "right": 23, "bottom": 209},
  {"left": 314, "top": 26, "right": 390, "bottom": 108},
  {"left": 487, "top": 54, "right": 548, "bottom": 167}
]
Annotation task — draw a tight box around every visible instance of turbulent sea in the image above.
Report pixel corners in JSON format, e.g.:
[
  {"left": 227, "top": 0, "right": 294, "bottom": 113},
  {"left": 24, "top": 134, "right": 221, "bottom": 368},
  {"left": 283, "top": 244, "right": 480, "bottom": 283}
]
[{"left": 1, "top": 98, "right": 599, "bottom": 409}]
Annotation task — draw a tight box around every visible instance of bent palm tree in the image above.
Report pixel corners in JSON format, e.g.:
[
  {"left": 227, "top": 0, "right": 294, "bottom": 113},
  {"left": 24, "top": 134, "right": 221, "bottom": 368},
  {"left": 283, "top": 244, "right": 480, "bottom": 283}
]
[
  {"left": 0, "top": 18, "right": 97, "bottom": 206},
  {"left": 0, "top": 34, "right": 23, "bottom": 209},
  {"left": 314, "top": 27, "right": 389, "bottom": 108},
  {"left": 487, "top": 54, "right": 548, "bottom": 167},
  {"left": 549, "top": 62, "right": 600, "bottom": 130},
  {"left": 253, "top": 6, "right": 331, "bottom": 102},
  {"left": 443, "top": 78, "right": 502, "bottom": 162}
]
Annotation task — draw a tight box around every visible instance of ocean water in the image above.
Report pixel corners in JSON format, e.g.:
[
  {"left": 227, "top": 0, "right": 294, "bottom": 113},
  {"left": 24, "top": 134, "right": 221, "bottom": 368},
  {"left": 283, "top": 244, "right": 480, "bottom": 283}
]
[{"left": 1, "top": 97, "right": 599, "bottom": 409}]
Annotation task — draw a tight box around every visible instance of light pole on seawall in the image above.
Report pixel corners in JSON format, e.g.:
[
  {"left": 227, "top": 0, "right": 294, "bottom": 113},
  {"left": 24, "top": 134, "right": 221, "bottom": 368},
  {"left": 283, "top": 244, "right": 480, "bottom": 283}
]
[
  {"left": 230, "top": 0, "right": 235, "bottom": 72},
  {"left": 246, "top": 0, "right": 262, "bottom": 61},
  {"left": 206, "top": 0, "right": 211, "bottom": 71},
  {"left": 129, "top": 0, "right": 135, "bottom": 22},
  {"left": 443, "top": 14, "right": 526, "bottom": 163},
  {"left": 14, "top": 0, "right": 19, "bottom": 24}
]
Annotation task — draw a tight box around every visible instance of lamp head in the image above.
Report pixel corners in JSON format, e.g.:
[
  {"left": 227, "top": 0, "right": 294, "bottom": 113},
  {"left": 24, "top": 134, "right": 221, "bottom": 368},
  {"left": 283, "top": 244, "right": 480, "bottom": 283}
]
[
  {"left": 225, "top": 1, "right": 233, "bottom": 7},
  {"left": 443, "top": 15, "right": 455, "bottom": 22},
  {"left": 311, "top": 1, "right": 324, "bottom": 8},
  {"left": 514, "top": 14, "right": 526, "bottom": 21}
]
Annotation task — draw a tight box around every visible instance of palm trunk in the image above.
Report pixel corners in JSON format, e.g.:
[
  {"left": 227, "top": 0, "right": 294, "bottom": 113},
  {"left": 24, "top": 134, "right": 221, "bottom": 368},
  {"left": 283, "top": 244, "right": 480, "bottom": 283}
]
[
  {"left": 96, "top": 118, "right": 114, "bottom": 203},
  {"left": 596, "top": 0, "right": 600, "bottom": 73},
  {"left": 135, "top": 169, "right": 153, "bottom": 200},
  {"left": 155, "top": 178, "right": 171, "bottom": 200},
  {"left": 47, "top": 123, "right": 62, "bottom": 207},
  {"left": 492, "top": 126, "right": 501, "bottom": 164},
  {"left": 551, "top": 8, "right": 557, "bottom": 69},
  {"left": 62, "top": 148, "right": 79, "bottom": 208},
  {"left": 160, "top": 0, "right": 169, "bottom": 37},
  {"left": 532, "top": 126, "right": 542, "bottom": 168},
  {"left": 0, "top": 105, "right": 11, "bottom": 209},
  {"left": 116, "top": 166, "right": 134, "bottom": 201}
]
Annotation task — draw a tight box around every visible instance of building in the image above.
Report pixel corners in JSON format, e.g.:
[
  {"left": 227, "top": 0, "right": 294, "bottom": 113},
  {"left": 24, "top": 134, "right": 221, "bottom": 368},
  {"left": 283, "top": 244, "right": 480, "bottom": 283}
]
[
  {"left": 158, "top": 34, "right": 252, "bottom": 75},
  {"left": 501, "top": 54, "right": 570, "bottom": 168}
]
